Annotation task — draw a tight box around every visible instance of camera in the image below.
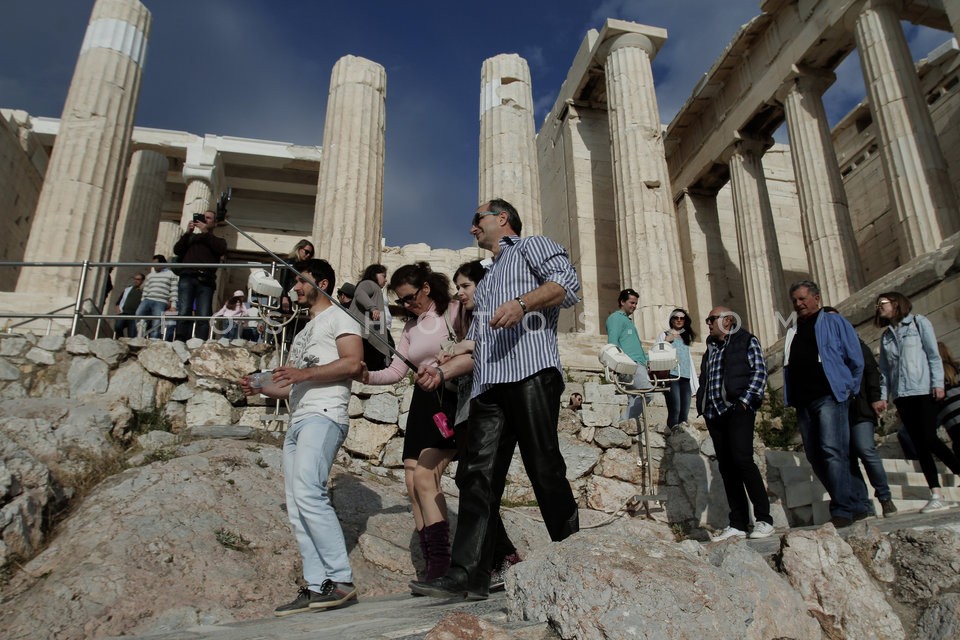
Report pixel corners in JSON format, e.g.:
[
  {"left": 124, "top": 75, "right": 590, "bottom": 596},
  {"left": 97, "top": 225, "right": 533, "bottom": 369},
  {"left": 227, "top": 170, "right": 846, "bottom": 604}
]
[
  {"left": 216, "top": 187, "right": 232, "bottom": 222},
  {"left": 192, "top": 213, "right": 205, "bottom": 223}
]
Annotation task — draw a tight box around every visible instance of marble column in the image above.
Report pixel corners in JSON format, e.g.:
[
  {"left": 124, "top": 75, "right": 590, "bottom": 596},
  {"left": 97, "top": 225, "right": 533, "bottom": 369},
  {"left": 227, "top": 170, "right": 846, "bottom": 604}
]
[
  {"left": 314, "top": 55, "right": 386, "bottom": 284},
  {"left": 17, "top": 0, "right": 151, "bottom": 301},
  {"left": 111, "top": 149, "right": 168, "bottom": 287},
  {"left": 179, "top": 157, "right": 218, "bottom": 230},
  {"left": 779, "top": 68, "right": 864, "bottom": 303},
  {"left": 602, "top": 27, "right": 686, "bottom": 337},
  {"left": 853, "top": 0, "right": 960, "bottom": 257},
  {"left": 675, "top": 188, "right": 727, "bottom": 332},
  {"left": 154, "top": 221, "right": 182, "bottom": 259},
  {"left": 725, "top": 137, "right": 788, "bottom": 345},
  {"left": 946, "top": 0, "right": 960, "bottom": 43},
  {"left": 479, "top": 54, "right": 542, "bottom": 235}
]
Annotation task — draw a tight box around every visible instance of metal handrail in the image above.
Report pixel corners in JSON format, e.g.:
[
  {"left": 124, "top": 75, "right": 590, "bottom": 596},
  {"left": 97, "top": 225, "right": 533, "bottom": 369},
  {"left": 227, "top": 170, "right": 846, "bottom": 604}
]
[{"left": 0, "top": 259, "right": 292, "bottom": 338}]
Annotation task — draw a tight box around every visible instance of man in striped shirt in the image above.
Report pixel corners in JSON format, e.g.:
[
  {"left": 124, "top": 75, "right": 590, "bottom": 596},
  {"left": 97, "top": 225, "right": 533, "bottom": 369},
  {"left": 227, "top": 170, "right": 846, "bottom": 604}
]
[
  {"left": 134, "top": 255, "right": 178, "bottom": 339},
  {"left": 411, "top": 198, "right": 580, "bottom": 600}
]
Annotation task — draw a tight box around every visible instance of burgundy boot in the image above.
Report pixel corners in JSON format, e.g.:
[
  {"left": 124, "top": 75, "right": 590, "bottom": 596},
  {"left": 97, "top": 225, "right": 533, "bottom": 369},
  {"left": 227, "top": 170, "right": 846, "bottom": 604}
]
[{"left": 423, "top": 520, "right": 451, "bottom": 580}]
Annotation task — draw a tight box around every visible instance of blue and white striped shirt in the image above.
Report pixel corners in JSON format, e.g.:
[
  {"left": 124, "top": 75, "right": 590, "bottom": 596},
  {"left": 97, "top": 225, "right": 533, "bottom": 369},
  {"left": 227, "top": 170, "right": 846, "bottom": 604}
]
[{"left": 468, "top": 235, "right": 580, "bottom": 398}]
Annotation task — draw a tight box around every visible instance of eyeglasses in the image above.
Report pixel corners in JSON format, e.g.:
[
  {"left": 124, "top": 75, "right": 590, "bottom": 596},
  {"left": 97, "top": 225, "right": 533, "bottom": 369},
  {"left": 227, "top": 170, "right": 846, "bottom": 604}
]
[
  {"left": 396, "top": 287, "right": 422, "bottom": 306},
  {"left": 471, "top": 211, "right": 498, "bottom": 227}
]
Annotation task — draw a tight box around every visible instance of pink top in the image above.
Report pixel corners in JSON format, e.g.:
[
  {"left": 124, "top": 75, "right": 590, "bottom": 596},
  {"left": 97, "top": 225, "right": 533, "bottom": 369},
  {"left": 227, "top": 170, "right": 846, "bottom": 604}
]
[{"left": 368, "top": 300, "right": 461, "bottom": 385}]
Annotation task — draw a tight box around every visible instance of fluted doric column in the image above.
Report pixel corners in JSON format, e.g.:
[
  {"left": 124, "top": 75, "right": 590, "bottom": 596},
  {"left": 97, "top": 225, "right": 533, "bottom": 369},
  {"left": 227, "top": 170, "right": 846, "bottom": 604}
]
[
  {"left": 313, "top": 55, "right": 386, "bottom": 284},
  {"left": 852, "top": 0, "right": 959, "bottom": 256},
  {"left": 111, "top": 149, "right": 168, "bottom": 287},
  {"left": 602, "top": 27, "right": 685, "bottom": 337},
  {"left": 779, "top": 67, "right": 864, "bottom": 303},
  {"left": 17, "top": 0, "right": 151, "bottom": 299},
  {"left": 675, "top": 188, "right": 727, "bottom": 331},
  {"left": 725, "top": 136, "right": 787, "bottom": 345},
  {"left": 479, "top": 54, "right": 542, "bottom": 235},
  {"left": 946, "top": 0, "right": 960, "bottom": 44}
]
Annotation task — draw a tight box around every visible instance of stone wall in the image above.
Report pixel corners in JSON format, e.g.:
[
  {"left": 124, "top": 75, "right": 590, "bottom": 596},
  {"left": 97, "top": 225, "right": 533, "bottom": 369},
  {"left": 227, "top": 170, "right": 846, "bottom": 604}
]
[
  {"left": 0, "top": 331, "right": 777, "bottom": 537},
  {"left": 0, "top": 110, "right": 46, "bottom": 291}
]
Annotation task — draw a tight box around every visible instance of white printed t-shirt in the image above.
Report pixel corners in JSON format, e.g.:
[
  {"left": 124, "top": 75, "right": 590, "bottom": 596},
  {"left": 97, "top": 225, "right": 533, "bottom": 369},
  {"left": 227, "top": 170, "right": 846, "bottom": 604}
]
[{"left": 287, "top": 305, "right": 360, "bottom": 425}]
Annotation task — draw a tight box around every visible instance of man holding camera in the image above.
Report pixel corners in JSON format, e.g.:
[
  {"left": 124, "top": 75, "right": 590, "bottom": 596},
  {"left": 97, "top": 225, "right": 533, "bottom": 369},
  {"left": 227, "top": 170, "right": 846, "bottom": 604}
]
[{"left": 173, "top": 209, "right": 227, "bottom": 341}]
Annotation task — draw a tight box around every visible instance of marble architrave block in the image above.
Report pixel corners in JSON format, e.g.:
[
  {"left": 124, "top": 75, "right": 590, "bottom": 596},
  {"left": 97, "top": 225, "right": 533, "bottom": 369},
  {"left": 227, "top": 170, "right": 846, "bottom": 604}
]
[
  {"left": 17, "top": 0, "right": 151, "bottom": 302},
  {"left": 479, "top": 54, "right": 543, "bottom": 236},
  {"left": 313, "top": 56, "right": 386, "bottom": 285}
]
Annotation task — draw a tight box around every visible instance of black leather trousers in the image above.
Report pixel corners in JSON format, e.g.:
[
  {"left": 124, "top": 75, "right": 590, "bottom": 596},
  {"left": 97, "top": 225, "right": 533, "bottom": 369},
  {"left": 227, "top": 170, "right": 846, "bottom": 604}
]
[{"left": 450, "top": 368, "right": 579, "bottom": 586}]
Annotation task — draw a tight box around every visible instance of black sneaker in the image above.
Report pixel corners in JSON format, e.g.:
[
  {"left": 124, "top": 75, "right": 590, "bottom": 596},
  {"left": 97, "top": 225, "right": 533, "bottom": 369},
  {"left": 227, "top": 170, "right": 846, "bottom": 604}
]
[
  {"left": 308, "top": 579, "right": 358, "bottom": 610},
  {"left": 829, "top": 516, "right": 853, "bottom": 528},
  {"left": 880, "top": 500, "right": 898, "bottom": 517},
  {"left": 274, "top": 586, "right": 319, "bottom": 617}
]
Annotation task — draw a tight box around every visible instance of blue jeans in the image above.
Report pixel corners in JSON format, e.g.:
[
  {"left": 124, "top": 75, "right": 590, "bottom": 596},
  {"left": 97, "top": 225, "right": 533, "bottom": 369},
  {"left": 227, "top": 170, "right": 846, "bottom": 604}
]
[
  {"left": 666, "top": 377, "right": 692, "bottom": 428},
  {"left": 797, "top": 395, "right": 871, "bottom": 518},
  {"left": 176, "top": 275, "right": 214, "bottom": 340},
  {"left": 284, "top": 414, "right": 352, "bottom": 590},
  {"left": 134, "top": 298, "right": 168, "bottom": 339},
  {"left": 850, "top": 419, "right": 892, "bottom": 503}
]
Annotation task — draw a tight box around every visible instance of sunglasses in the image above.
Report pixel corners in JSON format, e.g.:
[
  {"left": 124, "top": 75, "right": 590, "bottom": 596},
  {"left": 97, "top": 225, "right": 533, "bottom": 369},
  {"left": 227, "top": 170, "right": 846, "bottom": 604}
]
[
  {"left": 705, "top": 315, "right": 721, "bottom": 324},
  {"left": 396, "top": 287, "right": 422, "bottom": 306},
  {"left": 301, "top": 248, "right": 314, "bottom": 256},
  {"left": 876, "top": 299, "right": 891, "bottom": 308},
  {"left": 471, "top": 211, "right": 498, "bottom": 227}
]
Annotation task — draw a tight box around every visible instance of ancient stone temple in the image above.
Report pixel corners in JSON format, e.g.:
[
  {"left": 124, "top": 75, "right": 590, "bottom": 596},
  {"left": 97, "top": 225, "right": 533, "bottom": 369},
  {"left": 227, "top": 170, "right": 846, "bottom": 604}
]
[{"left": 0, "top": 0, "right": 958, "bottom": 359}]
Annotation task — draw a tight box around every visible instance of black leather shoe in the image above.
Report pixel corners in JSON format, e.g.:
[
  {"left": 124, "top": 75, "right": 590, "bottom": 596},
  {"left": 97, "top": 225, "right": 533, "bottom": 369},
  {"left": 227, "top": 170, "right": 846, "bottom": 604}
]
[
  {"left": 409, "top": 575, "right": 468, "bottom": 599},
  {"left": 829, "top": 515, "right": 853, "bottom": 528}
]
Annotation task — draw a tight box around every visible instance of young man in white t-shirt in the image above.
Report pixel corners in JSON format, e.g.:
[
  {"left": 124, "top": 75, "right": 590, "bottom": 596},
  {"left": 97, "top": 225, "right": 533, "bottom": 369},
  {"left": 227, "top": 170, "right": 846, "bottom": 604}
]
[{"left": 241, "top": 258, "right": 363, "bottom": 616}]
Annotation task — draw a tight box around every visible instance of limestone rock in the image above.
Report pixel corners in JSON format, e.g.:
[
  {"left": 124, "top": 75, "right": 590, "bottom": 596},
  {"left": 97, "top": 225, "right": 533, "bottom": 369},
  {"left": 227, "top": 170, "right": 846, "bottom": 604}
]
[
  {"left": 507, "top": 520, "right": 819, "bottom": 640},
  {"left": 88, "top": 338, "right": 128, "bottom": 367},
  {"left": 0, "top": 358, "right": 20, "bottom": 381},
  {"left": 344, "top": 419, "right": 397, "bottom": 459},
  {"left": 107, "top": 360, "right": 157, "bottom": 412},
  {"left": 916, "top": 593, "right": 960, "bottom": 640},
  {"left": 196, "top": 377, "right": 245, "bottom": 404},
  {"left": 137, "top": 343, "right": 188, "bottom": 380},
  {"left": 185, "top": 390, "right": 234, "bottom": 427},
  {"left": 136, "top": 430, "right": 177, "bottom": 451},
  {"left": 593, "top": 426, "right": 631, "bottom": 449},
  {"left": 425, "top": 611, "right": 514, "bottom": 640},
  {"left": 584, "top": 475, "right": 638, "bottom": 512},
  {"left": 779, "top": 524, "right": 905, "bottom": 639},
  {"left": 557, "top": 407, "right": 582, "bottom": 434},
  {"left": 596, "top": 447, "right": 642, "bottom": 484},
  {"left": 37, "top": 335, "right": 65, "bottom": 352},
  {"left": 381, "top": 437, "right": 404, "bottom": 468},
  {"left": 580, "top": 403, "right": 621, "bottom": 427},
  {"left": 188, "top": 343, "right": 257, "bottom": 382},
  {"left": 0, "top": 335, "right": 30, "bottom": 357},
  {"left": 25, "top": 347, "right": 55, "bottom": 365},
  {"left": 558, "top": 434, "right": 601, "bottom": 480},
  {"left": 363, "top": 392, "right": 400, "bottom": 423},
  {"left": 185, "top": 425, "right": 256, "bottom": 440},
  {"left": 67, "top": 356, "right": 109, "bottom": 397},
  {"left": 170, "top": 384, "right": 194, "bottom": 402},
  {"left": 348, "top": 394, "right": 364, "bottom": 417}
]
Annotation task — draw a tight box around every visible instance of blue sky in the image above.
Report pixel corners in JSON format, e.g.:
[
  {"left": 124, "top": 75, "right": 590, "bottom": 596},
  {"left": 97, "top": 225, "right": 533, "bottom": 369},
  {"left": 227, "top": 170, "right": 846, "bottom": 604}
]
[{"left": 0, "top": 1, "right": 952, "bottom": 249}]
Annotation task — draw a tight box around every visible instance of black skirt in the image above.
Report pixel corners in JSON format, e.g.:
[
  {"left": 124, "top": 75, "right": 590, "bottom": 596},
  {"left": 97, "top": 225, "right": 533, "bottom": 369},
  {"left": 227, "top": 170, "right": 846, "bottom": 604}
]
[{"left": 403, "top": 384, "right": 457, "bottom": 460}]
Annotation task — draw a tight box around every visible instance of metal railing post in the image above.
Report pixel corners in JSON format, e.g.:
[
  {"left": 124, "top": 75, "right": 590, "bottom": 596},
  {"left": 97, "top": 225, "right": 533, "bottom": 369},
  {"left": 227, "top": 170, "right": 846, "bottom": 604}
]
[{"left": 71, "top": 260, "right": 90, "bottom": 337}]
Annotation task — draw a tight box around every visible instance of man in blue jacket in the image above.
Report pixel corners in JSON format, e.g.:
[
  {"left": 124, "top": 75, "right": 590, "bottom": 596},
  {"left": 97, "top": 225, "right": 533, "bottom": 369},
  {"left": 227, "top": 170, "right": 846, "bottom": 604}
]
[{"left": 784, "top": 280, "right": 870, "bottom": 527}]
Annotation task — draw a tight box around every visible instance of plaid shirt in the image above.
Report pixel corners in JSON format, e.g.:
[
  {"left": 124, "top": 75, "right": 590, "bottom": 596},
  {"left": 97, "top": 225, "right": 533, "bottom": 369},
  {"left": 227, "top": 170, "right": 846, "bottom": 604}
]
[{"left": 702, "top": 334, "right": 767, "bottom": 419}]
